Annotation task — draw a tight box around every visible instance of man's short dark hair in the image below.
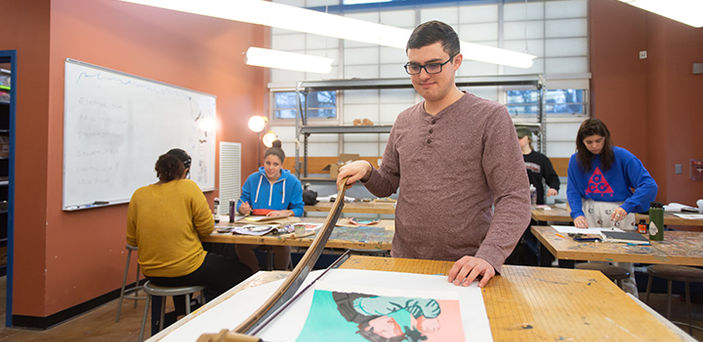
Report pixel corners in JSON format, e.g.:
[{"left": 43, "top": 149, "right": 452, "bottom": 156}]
[{"left": 406, "top": 20, "right": 460, "bottom": 57}]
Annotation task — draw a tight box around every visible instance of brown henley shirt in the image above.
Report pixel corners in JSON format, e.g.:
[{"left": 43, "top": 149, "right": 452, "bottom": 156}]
[{"left": 364, "top": 92, "right": 531, "bottom": 272}]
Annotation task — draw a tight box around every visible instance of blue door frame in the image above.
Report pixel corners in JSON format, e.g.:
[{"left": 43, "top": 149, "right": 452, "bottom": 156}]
[{"left": 0, "top": 50, "right": 16, "bottom": 327}]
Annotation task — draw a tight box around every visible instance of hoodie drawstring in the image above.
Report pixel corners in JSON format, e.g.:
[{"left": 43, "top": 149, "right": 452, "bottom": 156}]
[
  {"left": 282, "top": 178, "right": 286, "bottom": 204},
  {"left": 255, "top": 171, "right": 287, "bottom": 208},
  {"left": 254, "top": 175, "right": 263, "bottom": 205}
]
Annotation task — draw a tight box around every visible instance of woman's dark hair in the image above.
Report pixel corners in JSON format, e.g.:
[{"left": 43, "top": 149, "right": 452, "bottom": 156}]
[
  {"left": 406, "top": 20, "right": 460, "bottom": 58},
  {"left": 155, "top": 148, "right": 191, "bottom": 182},
  {"left": 576, "top": 119, "right": 614, "bottom": 172},
  {"left": 264, "top": 140, "right": 285, "bottom": 163}
]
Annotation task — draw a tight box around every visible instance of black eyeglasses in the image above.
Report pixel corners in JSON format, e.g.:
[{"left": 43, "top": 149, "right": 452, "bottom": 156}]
[{"left": 403, "top": 55, "right": 455, "bottom": 75}]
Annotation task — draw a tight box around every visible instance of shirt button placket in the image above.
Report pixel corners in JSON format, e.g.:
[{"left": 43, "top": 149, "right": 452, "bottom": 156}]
[{"left": 427, "top": 118, "right": 436, "bottom": 145}]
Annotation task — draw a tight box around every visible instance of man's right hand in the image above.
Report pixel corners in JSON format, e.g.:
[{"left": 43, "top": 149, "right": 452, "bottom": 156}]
[
  {"left": 238, "top": 201, "right": 251, "bottom": 215},
  {"left": 337, "top": 160, "right": 373, "bottom": 188},
  {"left": 574, "top": 215, "right": 588, "bottom": 228}
]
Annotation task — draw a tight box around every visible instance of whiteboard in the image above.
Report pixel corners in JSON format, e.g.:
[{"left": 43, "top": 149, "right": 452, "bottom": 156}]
[{"left": 62, "top": 59, "right": 216, "bottom": 210}]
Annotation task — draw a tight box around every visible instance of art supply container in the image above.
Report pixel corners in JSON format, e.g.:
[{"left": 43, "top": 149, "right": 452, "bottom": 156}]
[
  {"left": 648, "top": 201, "right": 664, "bottom": 241},
  {"left": 294, "top": 224, "right": 306, "bottom": 237},
  {"left": 213, "top": 197, "right": 220, "bottom": 223}
]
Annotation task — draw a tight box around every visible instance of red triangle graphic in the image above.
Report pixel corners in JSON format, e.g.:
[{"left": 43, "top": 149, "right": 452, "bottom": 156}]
[{"left": 585, "top": 167, "right": 614, "bottom": 195}]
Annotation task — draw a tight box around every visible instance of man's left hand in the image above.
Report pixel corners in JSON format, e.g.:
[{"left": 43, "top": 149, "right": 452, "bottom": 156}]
[{"left": 448, "top": 256, "right": 495, "bottom": 288}]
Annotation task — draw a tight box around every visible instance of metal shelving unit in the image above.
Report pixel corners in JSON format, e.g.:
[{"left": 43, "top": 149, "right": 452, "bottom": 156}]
[
  {"left": 294, "top": 75, "right": 544, "bottom": 179},
  {"left": 0, "top": 67, "right": 9, "bottom": 277}
]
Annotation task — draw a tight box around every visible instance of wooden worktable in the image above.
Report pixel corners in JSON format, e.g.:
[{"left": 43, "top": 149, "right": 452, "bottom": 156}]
[
  {"left": 531, "top": 225, "right": 703, "bottom": 266},
  {"left": 149, "top": 255, "right": 691, "bottom": 341},
  {"left": 340, "top": 255, "right": 688, "bottom": 341},
  {"left": 305, "top": 201, "right": 396, "bottom": 214},
  {"left": 532, "top": 205, "right": 703, "bottom": 227},
  {"left": 201, "top": 218, "right": 394, "bottom": 251}
]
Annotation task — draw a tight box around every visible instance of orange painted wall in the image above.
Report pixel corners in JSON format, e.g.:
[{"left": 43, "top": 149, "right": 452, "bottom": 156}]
[
  {"left": 590, "top": 0, "right": 703, "bottom": 205},
  {"left": 0, "top": 0, "right": 51, "bottom": 317},
  {"left": 2, "top": 0, "right": 268, "bottom": 317}
]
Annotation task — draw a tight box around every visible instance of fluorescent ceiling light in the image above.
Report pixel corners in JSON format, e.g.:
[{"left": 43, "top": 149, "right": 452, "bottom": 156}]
[
  {"left": 120, "top": 0, "right": 536, "bottom": 68},
  {"left": 246, "top": 47, "right": 333, "bottom": 74},
  {"left": 618, "top": 0, "right": 703, "bottom": 28},
  {"left": 343, "top": 0, "right": 392, "bottom": 4}
]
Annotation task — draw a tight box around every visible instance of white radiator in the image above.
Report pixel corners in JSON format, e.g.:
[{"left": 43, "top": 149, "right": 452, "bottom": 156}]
[{"left": 218, "top": 142, "right": 241, "bottom": 216}]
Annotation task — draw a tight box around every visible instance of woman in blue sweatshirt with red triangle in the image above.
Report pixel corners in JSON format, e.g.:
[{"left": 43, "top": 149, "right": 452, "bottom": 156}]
[
  {"left": 235, "top": 140, "right": 304, "bottom": 272},
  {"left": 567, "top": 118, "right": 657, "bottom": 295}
]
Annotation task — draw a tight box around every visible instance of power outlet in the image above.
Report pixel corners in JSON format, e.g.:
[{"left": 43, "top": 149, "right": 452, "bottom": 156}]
[
  {"left": 639, "top": 50, "right": 647, "bottom": 59},
  {"left": 675, "top": 163, "right": 682, "bottom": 175}
]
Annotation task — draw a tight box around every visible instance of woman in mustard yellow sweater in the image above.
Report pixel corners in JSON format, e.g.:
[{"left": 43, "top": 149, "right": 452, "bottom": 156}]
[{"left": 127, "top": 148, "right": 251, "bottom": 313}]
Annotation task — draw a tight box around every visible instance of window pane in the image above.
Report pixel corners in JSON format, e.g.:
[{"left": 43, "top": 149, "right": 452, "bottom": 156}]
[
  {"left": 306, "top": 91, "right": 336, "bottom": 109},
  {"left": 274, "top": 92, "right": 298, "bottom": 108},
  {"left": 506, "top": 89, "right": 585, "bottom": 115},
  {"left": 273, "top": 109, "right": 298, "bottom": 119},
  {"left": 307, "top": 108, "right": 337, "bottom": 119},
  {"left": 272, "top": 90, "right": 337, "bottom": 120}
]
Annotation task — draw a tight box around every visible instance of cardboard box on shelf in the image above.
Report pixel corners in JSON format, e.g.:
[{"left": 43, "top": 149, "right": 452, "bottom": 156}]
[{"left": 322, "top": 153, "right": 359, "bottom": 178}]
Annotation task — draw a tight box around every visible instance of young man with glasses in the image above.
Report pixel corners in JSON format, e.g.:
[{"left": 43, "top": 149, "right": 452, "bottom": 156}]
[{"left": 338, "top": 21, "right": 530, "bottom": 287}]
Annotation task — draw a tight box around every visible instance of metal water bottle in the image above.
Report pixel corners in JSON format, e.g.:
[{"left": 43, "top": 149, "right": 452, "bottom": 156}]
[
  {"left": 229, "top": 200, "right": 236, "bottom": 223},
  {"left": 213, "top": 198, "right": 220, "bottom": 223},
  {"left": 529, "top": 184, "right": 537, "bottom": 206},
  {"left": 648, "top": 201, "right": 664, "bottom": 241}
]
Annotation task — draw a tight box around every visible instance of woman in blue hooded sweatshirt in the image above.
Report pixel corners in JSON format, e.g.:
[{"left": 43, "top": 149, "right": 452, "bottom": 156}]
[{"left": 236, "top": 140, "right": 304, "bottom": 271}]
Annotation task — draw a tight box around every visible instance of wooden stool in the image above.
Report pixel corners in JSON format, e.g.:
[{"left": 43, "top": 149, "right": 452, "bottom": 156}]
[
  {"left": 115, "top": 244, "right": 145, "bottom": 322},
  {"left": 645, "top": 264, "right": 703, "bottom": 334},
  {"left": 138, "top": 281, "right": 204, "bottom": 341},
  {"left": 575, "top": 262, "right": 630, "bottom": 287}
]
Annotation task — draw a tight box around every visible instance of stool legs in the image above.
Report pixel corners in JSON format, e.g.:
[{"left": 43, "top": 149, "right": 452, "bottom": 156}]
[
  {"left": 116, "top": 248, "right": 132, "bottom": 322},
  {"left": 645, "top": 273, "right": 653, "bottom": 304},
  {"left": 666, "top": 280, "right": 673, "bottom": 319},
  {"left": 134, "top": 263, "right": 141, "bottom": 309},
  {"left": 139, "top": 292, "right": 151, "bottom": 342},
  {"left": 159, "top": 296, "right": 166, "bottom": 331},
  {"left": 685, "top": 282, "right": 692, "bottom": 334}
]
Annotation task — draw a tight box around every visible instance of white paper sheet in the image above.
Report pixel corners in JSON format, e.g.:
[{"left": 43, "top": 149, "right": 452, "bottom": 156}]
[
  {"left": 157, "top": 269, "right": 492, "bottom": 342},
  {"left": 664, "top": 202, "right": 701, "bottom": 213},
  {"left": 672, "top": 213, "right": 703, "bottom": 219},
  {"left": 550, "top": 225, "right": 623, "bottom": 235}
]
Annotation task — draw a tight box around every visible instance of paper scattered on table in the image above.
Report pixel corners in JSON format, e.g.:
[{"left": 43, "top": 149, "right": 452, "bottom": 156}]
[
  {"left": 292, "top": 222, "right": 322, "bottom": 233},
  {"left": 551, "top": 225, "right": 623, "bottom": 235},
  {"left": 232, "top": 224, "right": 279, "bottom": 236},
  {"left": 337, "top": 217, "right": 380, "bottom": 227},
  {"left": 672, "top": 213, "right": 703, "bottom": 220},
  {"left": 243, "top": 214, "right": 292, "bottom": 222},
  {"left": 664, "top": 202, "right": 701, "bottom": 213}
]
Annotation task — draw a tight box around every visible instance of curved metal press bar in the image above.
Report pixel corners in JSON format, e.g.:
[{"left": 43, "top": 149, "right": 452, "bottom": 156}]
[{"left": 197, "top": 178, "right": 349, "bottom": 342}]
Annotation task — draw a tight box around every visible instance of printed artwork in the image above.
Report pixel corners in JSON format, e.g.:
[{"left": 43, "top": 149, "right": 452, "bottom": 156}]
[{"left": 295, "top": 290, "right": 466, "bottom": 342}]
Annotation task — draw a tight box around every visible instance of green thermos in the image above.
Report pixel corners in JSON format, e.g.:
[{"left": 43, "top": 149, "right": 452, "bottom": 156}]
[{"left": 648, "top": 201, "right": 664, "bottom": 241}]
